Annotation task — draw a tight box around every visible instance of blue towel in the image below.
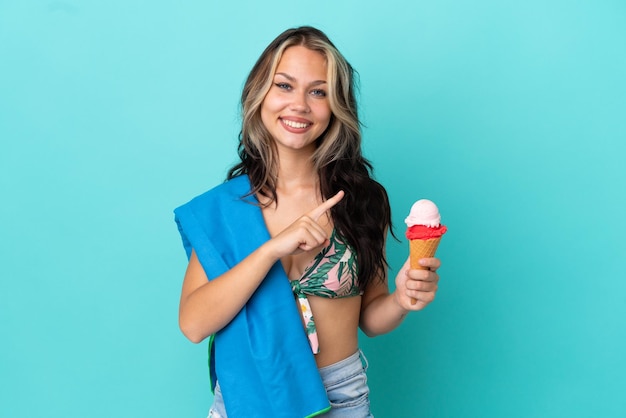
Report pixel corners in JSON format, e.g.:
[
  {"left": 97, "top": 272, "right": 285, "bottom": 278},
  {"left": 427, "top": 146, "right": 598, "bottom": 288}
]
[{"left": 174, "top": 175, "right": 331, "bottom": 418}]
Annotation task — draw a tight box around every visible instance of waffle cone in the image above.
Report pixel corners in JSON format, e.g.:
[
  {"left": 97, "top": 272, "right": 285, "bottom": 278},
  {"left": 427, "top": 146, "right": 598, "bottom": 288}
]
[{"left": 409, "top": 237, "right": 442, "bottom": 270}]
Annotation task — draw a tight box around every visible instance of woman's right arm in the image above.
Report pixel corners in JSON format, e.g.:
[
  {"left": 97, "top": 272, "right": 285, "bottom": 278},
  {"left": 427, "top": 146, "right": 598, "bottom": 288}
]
[
  {"left": 178, "top": 190, "right": 345, "bottom": 343},
  {"left": 178, "top": 243, "right": 280, "bottom": 343}
]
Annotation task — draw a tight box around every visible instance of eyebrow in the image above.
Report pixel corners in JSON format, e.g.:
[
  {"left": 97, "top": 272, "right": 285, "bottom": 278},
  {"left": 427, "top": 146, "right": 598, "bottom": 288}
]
[{"left": 275, "top": 72, "right": 327, "bottom": 86}]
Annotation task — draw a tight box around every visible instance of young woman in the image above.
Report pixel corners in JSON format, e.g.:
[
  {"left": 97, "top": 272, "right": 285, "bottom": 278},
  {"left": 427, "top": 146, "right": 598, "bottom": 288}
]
[{"left": 175, "top": 26, "right": 441, "bottom": 418}]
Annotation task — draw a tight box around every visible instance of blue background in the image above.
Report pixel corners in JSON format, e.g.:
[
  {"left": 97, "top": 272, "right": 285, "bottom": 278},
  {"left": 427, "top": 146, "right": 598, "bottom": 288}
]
[{"left": 1, "top": 1, "right": 625, "bottom": 417}]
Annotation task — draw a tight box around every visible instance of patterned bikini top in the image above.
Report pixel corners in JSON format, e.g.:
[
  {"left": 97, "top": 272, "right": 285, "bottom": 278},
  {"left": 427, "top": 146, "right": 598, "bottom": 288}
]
[{"left": 290, "top": 229, "right": 361, "bottom": 354}]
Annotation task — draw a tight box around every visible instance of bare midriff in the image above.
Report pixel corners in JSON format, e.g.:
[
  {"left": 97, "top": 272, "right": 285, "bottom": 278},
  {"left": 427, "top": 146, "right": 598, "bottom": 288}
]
[{"left": 305, "top": 295, "right": 362, "bottom": 368}]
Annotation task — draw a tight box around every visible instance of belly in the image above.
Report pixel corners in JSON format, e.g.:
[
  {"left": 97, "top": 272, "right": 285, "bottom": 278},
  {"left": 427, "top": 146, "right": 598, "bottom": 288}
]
[{"left": 305, "top": 295, "right": 362, "bottom": 368}]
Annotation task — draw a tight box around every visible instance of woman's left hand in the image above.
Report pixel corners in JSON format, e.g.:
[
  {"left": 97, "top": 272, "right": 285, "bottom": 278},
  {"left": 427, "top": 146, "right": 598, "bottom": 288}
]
[{"left": 393, "top": 256, "right": 441, "bottom": 311}]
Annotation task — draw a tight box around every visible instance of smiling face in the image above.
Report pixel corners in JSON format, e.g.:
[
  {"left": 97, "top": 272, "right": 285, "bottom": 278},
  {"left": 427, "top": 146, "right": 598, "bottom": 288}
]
[{"left": 260, "top": 45, "right": 332, "bottom": 155}]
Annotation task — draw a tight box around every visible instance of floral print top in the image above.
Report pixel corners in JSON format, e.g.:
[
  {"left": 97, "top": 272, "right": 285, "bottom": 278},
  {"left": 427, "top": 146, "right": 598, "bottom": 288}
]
[{"left": 290, "top": 229, "right": 361, "bottom": 354}]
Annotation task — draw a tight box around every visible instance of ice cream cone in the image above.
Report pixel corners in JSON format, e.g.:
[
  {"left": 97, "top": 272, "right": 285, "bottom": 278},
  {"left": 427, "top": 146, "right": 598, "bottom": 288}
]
[
  {"left": 409, "top": 237, "right": 441, "bottom": 305},
  {"left": 404, "top": 199, "right": 446, "bottom": 306},
  {"left": 409, "top": 237, "right": 442, "bottom": 270}
]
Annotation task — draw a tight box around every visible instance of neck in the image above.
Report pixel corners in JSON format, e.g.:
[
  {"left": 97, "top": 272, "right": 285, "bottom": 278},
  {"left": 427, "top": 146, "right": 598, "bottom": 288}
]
[{"left": 275, "top": 148, "right": 318, "bottom": 193}]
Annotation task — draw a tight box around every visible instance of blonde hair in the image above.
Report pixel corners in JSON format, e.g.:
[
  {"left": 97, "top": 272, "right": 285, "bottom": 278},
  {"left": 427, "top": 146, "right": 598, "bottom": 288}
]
[{"left": 231, "top": 26, "right": 361, "bottom": 201}]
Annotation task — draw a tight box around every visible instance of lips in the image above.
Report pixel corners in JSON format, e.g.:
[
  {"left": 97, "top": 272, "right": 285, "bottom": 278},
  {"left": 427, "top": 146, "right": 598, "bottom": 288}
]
[{"left": 280, "top": 117, "right": 312, "bottom": 131}]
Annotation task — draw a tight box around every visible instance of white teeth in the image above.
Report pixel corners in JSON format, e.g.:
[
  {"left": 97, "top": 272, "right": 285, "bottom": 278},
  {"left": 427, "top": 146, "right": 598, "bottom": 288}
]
[{"left": 282, "top": 119, "right": 309, "bottom": 129}]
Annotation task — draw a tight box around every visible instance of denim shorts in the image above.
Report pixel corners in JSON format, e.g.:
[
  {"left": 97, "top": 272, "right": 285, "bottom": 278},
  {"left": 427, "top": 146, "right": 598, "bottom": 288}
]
[{"left": 208, "top": 350, "right": 373, "bottom": 417}]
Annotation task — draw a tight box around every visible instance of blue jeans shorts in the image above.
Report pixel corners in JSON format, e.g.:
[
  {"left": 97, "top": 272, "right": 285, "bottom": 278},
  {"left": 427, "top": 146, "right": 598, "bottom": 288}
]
[{"left": 208, "top": 350, "right": 373, "bottom": 417}]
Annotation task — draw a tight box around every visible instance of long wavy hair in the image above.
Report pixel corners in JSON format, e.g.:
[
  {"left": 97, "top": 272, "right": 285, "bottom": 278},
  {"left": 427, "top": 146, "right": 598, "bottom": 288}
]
[{"left": 228, "top": 26, "right": 392, "bottom": 290}]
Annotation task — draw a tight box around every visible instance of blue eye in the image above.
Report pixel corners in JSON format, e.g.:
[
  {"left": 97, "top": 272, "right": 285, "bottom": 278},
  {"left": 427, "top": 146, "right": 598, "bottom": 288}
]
[
  {"left": 311, "top": 89, "right": 327, "bottom": 97},
  {"left": 275, "top": 82, "right": 291, "bottom": 90}
]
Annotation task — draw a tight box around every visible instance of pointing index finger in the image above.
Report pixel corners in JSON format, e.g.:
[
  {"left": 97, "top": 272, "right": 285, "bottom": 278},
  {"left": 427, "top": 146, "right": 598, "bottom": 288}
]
[{"left": 309, "top": 190, "right": 345, "bottom": 221}]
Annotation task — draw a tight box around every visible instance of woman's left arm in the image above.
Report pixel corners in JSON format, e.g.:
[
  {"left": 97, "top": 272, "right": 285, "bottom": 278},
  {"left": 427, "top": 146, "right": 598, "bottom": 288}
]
[{"left": 359, "top": 256, "right": 441, "bottom": 337}]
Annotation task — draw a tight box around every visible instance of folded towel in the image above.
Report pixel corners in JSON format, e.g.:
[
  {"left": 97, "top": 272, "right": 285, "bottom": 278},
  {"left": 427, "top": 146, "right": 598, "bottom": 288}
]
[{"left": 174, "top": 175, "right": 330, "bottom": 418}]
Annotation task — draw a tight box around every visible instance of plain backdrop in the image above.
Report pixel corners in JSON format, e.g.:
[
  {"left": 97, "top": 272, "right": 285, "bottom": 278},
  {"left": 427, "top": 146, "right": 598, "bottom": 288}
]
[{"left": 1, "top": 1, "right": 625, "bottom": 417}]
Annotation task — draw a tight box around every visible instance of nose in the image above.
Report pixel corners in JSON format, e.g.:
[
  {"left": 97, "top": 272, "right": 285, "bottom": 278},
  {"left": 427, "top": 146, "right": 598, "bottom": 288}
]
[{"left": 289, "top": 91, "right": 310, "bottom": 113}]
